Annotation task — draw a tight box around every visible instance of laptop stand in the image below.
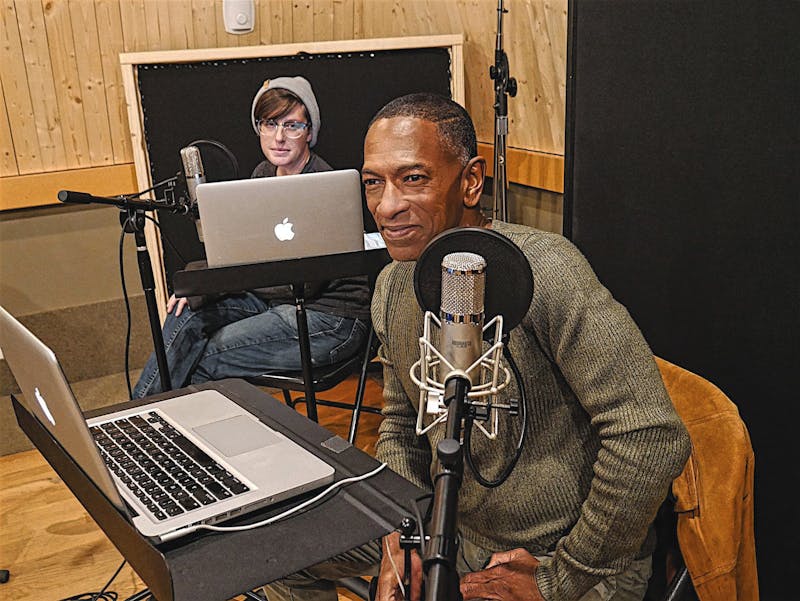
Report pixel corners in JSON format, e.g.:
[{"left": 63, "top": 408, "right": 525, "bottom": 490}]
[
  {"left": 172, "top": 248, "right": 391, "bottom": 422},
  {"left": 13, "top": 378, "right": 424, "bottom": 601}
]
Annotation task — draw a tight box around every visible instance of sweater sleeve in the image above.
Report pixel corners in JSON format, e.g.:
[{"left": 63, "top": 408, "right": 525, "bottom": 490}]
[
  {"left": 525, "top": 235, "right": 691, "bottom": 600},
  {"left": 371, "top": 264, "right": 434, "bottom": 492}
]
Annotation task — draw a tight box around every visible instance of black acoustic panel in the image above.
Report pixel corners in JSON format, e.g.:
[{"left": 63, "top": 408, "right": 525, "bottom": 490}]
[
  {"left": 136, "top": 49, "right": 453, "bottom": 289},
  {"left": 565, "top": 2, "right": 799, "bottom": 597}
]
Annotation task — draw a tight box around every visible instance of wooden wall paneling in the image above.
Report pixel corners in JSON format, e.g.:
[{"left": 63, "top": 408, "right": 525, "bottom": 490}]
[
  {"left": 119, "top": 0, "right": 150, "bottom": 53},
  {"left": 313, "top": 0, "right": 334, "bottom": 42},
  {"left": 0, "top": 0, "right": 39, "bottom": 174},
  {"left": 67, "top": 0, "right": 114, "bottom": 166},
  {"left": 191, "top": 0, "right": 218, "bottom": 49},
  {"left": 457, "top": 0, "right": 495, "bottom": 144},
  {"left": 360, "top": 0, "right": 458, "bottom": 39},
  {"left": 292, "top": 0, "right": 314, "bottom": 43},
  {"left": 356, "top": 1, "right": 568, "bottom": 165},
  {"left": 42, "top": 0, "right": 91, "bottom": 169},
  {"left": 0, "top": 80, "right": 14, "bottom": 177},
  {"left": 352, "top": 0, "right": 365, "bottom": 39},
  {"left": 332, "top": 0, "right": 355, "bottom": 42},
  {"left": 266, "top": 0, "right": 295, "bottom": 45},
  {"left": 16, "top": 0, "right": 66, "bottom": 171},
  {"left": 256, "top": 0, "right": 278, "bottom": 45},
  {"left": 237, "top": 28, "right": 262, "bottom": 48},
  {"left": 511, "top": 0, "right": 566, "bottom": 154},
  {"left": 95, "top": 0, "right": 132, "bottom": 164},
  {"left": 166, "top": 0, "right": 195, "bottom": 50},
  {"left": 144, "top": 0, "right": 170, "bottom": 51},
  {"left": 0, "top": 77, "right": 19, "bottom": 176},
  {"left": 2, "top": 1, "right": 567, "bottom": 211},
  {"left": 414, "top": 1, "right": 462, "bottom": 37}
]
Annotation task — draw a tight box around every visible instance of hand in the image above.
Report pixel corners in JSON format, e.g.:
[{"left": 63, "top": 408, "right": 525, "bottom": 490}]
[
  {"left": 376, "top": 531, "right": 423, "bottom": 601},
  {"left": 460, "top": 549, "right": 544, "bottom": 601},
  {"left": 166, "top": 294, "right": 189, "bottom": 317}
]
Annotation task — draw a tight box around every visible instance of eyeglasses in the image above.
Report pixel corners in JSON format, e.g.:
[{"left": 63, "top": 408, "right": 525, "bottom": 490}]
[{"left": 257, "top": 119, "right": 309, "bottom": 139}]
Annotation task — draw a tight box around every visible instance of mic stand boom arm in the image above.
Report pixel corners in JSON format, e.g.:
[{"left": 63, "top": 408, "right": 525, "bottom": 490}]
[
  {"left": 423, "top": 373, "right": 470, "bottom": 601},
  {"left": 58, "top": 186, "right": 188, "bottom": 394}
]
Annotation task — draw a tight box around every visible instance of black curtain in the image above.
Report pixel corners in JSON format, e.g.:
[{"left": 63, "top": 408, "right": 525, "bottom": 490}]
[{"left": 565, "top": 2, "right": 800, "bottom": 597}]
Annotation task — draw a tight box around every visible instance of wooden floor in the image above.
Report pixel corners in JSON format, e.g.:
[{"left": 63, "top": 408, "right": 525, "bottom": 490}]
[{"left": 0, "top": 375, "right": 383, "bottom": 601}]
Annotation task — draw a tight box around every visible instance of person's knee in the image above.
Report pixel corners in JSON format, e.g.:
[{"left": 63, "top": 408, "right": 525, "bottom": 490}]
[{"left": 261, "top": 573, "right": 340, "bottom": 601}]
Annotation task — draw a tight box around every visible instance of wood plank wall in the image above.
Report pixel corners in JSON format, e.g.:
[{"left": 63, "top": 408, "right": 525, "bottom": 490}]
[{"left": 0, "top": 0, "right": 566, "bottom": 210}]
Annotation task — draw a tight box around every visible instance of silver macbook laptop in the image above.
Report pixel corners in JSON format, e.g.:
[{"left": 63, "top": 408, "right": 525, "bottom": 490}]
[
  {"left": 0, "top": 305, "right": 334, "bottom": 543},
  {"left": 196, "top": 169, "right": 365, "bottom": 268}
]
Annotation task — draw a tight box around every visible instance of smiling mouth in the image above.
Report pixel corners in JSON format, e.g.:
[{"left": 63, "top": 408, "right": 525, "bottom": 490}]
[{"left": 381, "top": 225, "right": 417, "bottom": 240}]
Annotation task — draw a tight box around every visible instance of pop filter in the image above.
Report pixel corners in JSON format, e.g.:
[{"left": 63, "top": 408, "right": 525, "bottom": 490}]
[{"left": 414, "top": 227, "right": 533, "bottom": 332}]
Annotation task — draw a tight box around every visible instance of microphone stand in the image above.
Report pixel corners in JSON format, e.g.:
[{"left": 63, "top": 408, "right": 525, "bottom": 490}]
[
  {"left": 489, "top": 0, "right": 517, "bottom": 223},
  {"left": 423, "top": 373, "right": 470, "bottom": 601},
  {"left": 58, "top": 185, "right": 188, "bottom": 394}
]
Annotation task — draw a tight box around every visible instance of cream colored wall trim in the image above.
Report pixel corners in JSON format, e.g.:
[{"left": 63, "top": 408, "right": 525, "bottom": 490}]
[
  {"left": 119, "top": 35, "right": 464, "bottom": 66},
  {"left": 0, "top": 164, "right": 138, "bottom": 212},
  {"left": 478, "top": 143, "right": 564, "bottom": 194}
]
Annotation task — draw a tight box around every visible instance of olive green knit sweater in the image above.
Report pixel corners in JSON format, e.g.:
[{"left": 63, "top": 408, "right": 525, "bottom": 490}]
[{"left": 372, "top": 221, "right": 691, "bottom": 601}]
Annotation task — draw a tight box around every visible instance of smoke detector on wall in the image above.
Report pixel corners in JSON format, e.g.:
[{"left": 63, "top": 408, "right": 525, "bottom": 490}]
[{"left": 223, "top": 0, "right": 255, "bottom": 35}]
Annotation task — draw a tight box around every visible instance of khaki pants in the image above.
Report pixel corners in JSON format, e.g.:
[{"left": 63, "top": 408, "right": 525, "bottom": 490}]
[{"left": 263, "top": 536, "right": 652, "bottom": 601}]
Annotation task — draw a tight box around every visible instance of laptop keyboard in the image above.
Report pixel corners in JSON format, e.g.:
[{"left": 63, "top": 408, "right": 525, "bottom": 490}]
[{"left": 90, "top": 411, "right": 251, "bottom": 521}]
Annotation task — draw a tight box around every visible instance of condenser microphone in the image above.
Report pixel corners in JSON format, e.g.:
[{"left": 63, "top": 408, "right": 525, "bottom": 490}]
[
  {"left": 180, "top": 145, "right": 205, "bottom": 207},
  {"left": 440, "top": 252, "right": 486, "bottom": 385},
  {"left": 410, "top": 227, "right": 533, "bottom": 438},
  {"left": 180, "top": 145, "right": 206, "bottom": 240}
]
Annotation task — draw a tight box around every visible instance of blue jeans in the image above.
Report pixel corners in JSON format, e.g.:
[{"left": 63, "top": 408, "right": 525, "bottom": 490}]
[{"left": 133, "top": 292, "right": 368, "bottom": 398}]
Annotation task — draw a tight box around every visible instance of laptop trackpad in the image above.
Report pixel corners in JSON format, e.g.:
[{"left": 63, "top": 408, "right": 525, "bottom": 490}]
[{"left": 193, "top": 415, "right": 281, "bottom": 457}]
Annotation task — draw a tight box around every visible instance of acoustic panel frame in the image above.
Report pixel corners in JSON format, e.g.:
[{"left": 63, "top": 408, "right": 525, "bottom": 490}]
[{"left": 120, "top": 35, "right": 464, "bottom": 318}]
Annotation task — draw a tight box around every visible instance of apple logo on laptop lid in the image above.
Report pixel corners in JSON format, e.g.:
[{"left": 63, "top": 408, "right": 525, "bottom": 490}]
[{"left": 274, "top": 217, "right": 295, "bottom": 241}]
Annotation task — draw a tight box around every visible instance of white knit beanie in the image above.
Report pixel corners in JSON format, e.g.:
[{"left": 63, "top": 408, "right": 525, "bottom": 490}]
[{"left": 250, "top": 76, "right": 321, "bottom": 147}]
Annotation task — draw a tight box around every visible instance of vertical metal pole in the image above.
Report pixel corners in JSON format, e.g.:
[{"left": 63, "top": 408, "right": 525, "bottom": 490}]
[
  {"left": 490, "top": 0, "right": 517, "bottom": 223},
  {"left": 130, "top": 211, "right": 172, "bottom": 393},
  {"left": 293, "top": 283, "right": 318, "bottom": 422}
]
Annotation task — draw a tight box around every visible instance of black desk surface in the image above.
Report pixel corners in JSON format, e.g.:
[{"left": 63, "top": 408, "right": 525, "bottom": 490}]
[{"left": 14, "top": 379, "right": 424, "bottom": 601}]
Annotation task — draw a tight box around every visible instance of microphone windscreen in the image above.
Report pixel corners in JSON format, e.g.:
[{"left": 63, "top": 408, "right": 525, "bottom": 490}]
[{"left": 414, "top": 228, "right": 533, "bottom": 332}]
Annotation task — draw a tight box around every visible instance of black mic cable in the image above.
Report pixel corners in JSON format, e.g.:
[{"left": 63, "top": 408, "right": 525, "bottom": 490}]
[
  {"left": 464, "top": 341, "right": 527, "bottom": 488},
  {"left": 58, "top": 559, "right": 126, "bottom": 601}
]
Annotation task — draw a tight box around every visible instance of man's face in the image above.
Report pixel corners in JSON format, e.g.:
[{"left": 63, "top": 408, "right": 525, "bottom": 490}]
[
  {"left": 259, "top": 103, "right": 312, "bottom": 174},
  {"left": 362, "top": 117, "right": 471, "bottom": 261}
]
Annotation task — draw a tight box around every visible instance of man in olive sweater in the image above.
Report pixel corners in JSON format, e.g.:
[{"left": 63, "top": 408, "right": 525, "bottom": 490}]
[{"left": 265, "top": 94, "right": 691, "bottom": 601}]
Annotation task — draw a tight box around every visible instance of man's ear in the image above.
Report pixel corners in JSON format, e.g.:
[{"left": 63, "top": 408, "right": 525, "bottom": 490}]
[{"left": 462, "top": 156, "right": 486, "bottom": 208}]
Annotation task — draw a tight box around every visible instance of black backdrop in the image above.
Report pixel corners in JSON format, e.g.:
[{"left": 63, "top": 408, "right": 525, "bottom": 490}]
[
  {"left": 565, "top": 2, "right": 799, "bottom": 597},
  {"left": 135, "top": 48, "right": 452, "bottom": 289}
]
